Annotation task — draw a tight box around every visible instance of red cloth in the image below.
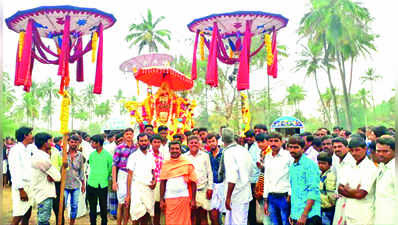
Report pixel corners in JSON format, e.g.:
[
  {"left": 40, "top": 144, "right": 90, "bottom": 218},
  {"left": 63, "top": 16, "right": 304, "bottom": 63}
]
[
  {"left": 191, "top": 30, "right": 199, "bottom": 80},
  {"left": 205, "top": 22, "right": 219, "bottom": 87},
  {"left": 237, "top": 20, "right": 252, "bottom": 91},
  {"left": 93, "top": 23, "right": 104, "bottom": 94}
]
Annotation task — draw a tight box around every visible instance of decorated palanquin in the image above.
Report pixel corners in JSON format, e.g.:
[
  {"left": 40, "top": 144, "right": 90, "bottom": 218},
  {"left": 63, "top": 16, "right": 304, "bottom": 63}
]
[{"left": 124, "top": 82, "right": 196, "bottom": 136}]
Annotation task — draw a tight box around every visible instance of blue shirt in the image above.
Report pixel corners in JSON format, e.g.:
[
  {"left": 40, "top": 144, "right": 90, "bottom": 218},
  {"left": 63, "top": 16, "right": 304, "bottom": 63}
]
[
  {"left": 249, "top": 142, "right": 261, "bottom": 183},
  {"left": 289, "top": 155, "right": 321, "bottom": 220},
  {"left": 209, "top": 147, "right": 223, "bottom": 184}
]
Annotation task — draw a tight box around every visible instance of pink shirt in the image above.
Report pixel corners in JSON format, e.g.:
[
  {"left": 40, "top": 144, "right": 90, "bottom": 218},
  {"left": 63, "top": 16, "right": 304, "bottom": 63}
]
[{"left": 151, "top": 149, "right": 164, "bottom": 182}]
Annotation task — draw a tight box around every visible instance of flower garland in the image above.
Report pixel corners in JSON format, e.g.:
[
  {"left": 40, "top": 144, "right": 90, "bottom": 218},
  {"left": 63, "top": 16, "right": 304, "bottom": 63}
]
[
  {"left": 265, "top": 33, "right": 273, "bottom": 66},
  {"left": 199, "top": 32, "right": 205, "bottom": 61},
  {"left": 59, "top": 91, "right": 71, "bottom": 135},
  {"left": 240, "top": 92, "right": 251, "bottom": 136},
  {"left": 18, "top": 31, "right": 25, "bottom": 61}
]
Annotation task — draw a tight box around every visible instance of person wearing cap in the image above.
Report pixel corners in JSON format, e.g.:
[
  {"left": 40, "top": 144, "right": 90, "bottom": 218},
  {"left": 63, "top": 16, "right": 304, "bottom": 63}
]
[
  {"left": 333, "top": 137, "right": 378, "bottom": 225},
  {"left": 374, "top": 137, "right": 397, "bottom": 225},
  {"left": 317, "top": 152, "right": 336, "bottom": 225}
]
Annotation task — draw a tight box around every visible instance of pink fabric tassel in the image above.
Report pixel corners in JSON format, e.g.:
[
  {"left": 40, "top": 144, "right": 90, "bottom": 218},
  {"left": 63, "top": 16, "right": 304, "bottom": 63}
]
[
  {"left": 237, "top": 21, "right": 252, "bottom": 91},
  {"left": 58, "top": 15, "right": 70, "bottom": 77},
  {"left": 76, "top": 36, "right": 84, "bottom": 82},
  {"left": 19, "top": 19, "right": 33, "bottom": 89},
  {"left": 267, "top": 29, "right": 278, "bottom": 78},
  {"left": 93, "top": 23, "right": 104, "bottom": 94},
  {"left": 205, "top": 22, "right": 219, "bottom": 87},
  {"left": 14, "top": 42, "right": 23, "bottom": 86},
  {"left": 191, "top": 30, "right": 199, "bottom": 80},
  {"left": 23, "top": 53, "right": 35, "bottom": 92}
]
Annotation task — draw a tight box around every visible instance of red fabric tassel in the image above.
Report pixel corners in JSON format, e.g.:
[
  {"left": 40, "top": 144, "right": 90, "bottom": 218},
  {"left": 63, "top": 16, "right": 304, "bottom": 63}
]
[
  {"left": 23, "top": 54, "right": 34, "bottom": 92},
  {"left": 191, "top": 30, "right": 199, "bottom": 81},
  {"left": 14, "top": 42, "right": 23, "bottom": 86},
  {"left": 19, "top": 19, "right": 33, "bottom": 90},
  {"left": 267, "top": 29, "right": 278, "bottom": 78},
  {"left": 58, "top": 15, "right": 70, "bottom": 77},
  {"left": 93, "top": 23, "right": 104, "bottom": 94},
  {"left": 76, "top": 36, "right": 84, "bottom": 82},
  {"left": 237, "top": 21, "right": 252, "bottom": 91},
  {"left": 205, "top": 22, "right": 219, "bottom": 87}
]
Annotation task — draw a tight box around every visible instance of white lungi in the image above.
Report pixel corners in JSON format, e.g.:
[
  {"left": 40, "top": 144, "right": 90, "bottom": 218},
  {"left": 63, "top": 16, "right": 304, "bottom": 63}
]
[
  {"left": 196, "top": 188, "right": 211, "bottom": 211},
  {"left": 210, "top": 183, "right": 226, "bottom": 212},
  {"left": 117, "top": 170, "right": 128, "bottom": 203},
  {"left": 3, "top": 160, "right": 7, "bottom": 174},
  {"left": 130, "top": 182, "right": 155, "bottom": 220},
  {"left": 225, "top": 202, "right": 249, "bottom": 225},
  {"left": 12, "top": 186, "right": 33, "bottom": 217},
  {"left": 154, "top": 182, "right": 160, "bottom": 202}
]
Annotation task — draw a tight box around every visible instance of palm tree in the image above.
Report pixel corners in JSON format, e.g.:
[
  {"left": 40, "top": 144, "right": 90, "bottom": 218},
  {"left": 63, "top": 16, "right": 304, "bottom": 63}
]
[
  {"left": 360, "top": 68, "right": 381, "bottom": 111},
  {"left": 83, "top": 84, "right": 97, "bottom": 122},
  {"left": 37, "top": 78, "right": 59, "bottom": 130},
  {"left": 286, "top": 84, "right": 306, "bottom": 116},
  {"left": 296, "top": 42, "right": 332, "bottom": 125},
  {"left": 16, "top": 82, "right": 40, "bottom": 126},
  {"left": 1, "top": 72, "right": 17, "bottom": 112},
  {"left": 299, "top": 0, "right": 377, "bottom": 130},
  {"left": 114, "top": 89, "right": 126, "bottom": 115},
  {"left": 95, "top": 100, "right": 112, "bottom": 120},
  {"left": 126, "top": 9, "right": 171, "bottom": 53},
  {"left": 357, "top": 88, "right": 371, "bottom": 127}
]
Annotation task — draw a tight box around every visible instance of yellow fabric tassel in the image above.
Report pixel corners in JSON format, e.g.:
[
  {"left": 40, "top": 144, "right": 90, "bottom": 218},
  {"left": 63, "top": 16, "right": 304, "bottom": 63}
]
[
  {"left": 265, "top": 34, "right": 273, "bottom": 66},
  {"left": 136, "top": 80, "right": 140, "bottom": 96},
  {"left": 229, "top": 48, "right": 234, "bottom": 58},
  {"left": 199, "top": 32, "right": 205, "bottom": 61},
  {"left": 91, "top": 32, "right": 98, "bottom": 63},
  {"left": 59, "top": 91, "right": 71, "bottom": 135},
  {"left": 18, "top": 32, "right": 25, "bottom": 61}
]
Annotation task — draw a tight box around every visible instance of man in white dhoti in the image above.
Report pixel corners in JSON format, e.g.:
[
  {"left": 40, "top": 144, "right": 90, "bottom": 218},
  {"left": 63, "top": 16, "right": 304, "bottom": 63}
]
[
  {"left": 126, "top": 133, "right": 156, "bottom": 225},
  {"left": 221, "top": 128, "right": 253, "bottom": 225},
  {"left": 335, "top": 137, "right": 378, "bottom": 225},
  {"left": 374, "top": 137, "right": 397, "bottom": 225},
  {"left": 8, "top": 127, "right": 34, "bottom": 225}
]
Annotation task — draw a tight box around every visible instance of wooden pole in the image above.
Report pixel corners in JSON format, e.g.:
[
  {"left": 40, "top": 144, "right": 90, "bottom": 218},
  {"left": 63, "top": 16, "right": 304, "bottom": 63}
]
[{"left": 58, "top": 134, "right": 68, "bottom": 225}]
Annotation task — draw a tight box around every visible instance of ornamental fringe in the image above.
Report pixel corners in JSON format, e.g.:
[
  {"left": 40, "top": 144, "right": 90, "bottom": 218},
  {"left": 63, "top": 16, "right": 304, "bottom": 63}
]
[
  {"left": 265, "top": 34, "right": 273, "bottom": 66},
  {"left": 60, "top": 91, "right": 71, "bottom": 135}
]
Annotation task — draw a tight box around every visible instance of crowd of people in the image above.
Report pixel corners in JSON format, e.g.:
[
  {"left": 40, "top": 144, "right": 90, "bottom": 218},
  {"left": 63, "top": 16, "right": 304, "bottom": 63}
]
[{"left": 3, "top": 124, "right": 397, "bottom": 225}]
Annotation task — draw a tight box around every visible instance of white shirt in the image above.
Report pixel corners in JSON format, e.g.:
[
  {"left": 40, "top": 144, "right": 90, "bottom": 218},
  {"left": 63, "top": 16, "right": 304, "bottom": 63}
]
[
  {"left": 165, "top": 176, "right": 189, "bottom": 199},
  {"left": 304, "top": 146, "right": 319, "bottom": 164},
  {"left": 184, "top": 150, "right": 213, "bottom": 190},
  {"left": 223, "top": 143, "right": 253, "bottom": 204},
  {"left": 340, "top": 157, "right": 378, "bottom": 224},
  {"left": 127, "top": 149, "right": 156, "bottom": 185},
  {"left": 332, "top": 152, "right": 356, "bottom": 191},
  {"left": 375, "top": 159, "right": 398, "bottom": 225},
  {"left": 159, "top": 141, "right": 170, "bottom": 160},
  {"left": 104, "top": 142, "right": 116, "bottom": 157},
  {"left": 263, "top": 149, "right": 293, "bottom": 198},
  {"left": 8, "top": 143, "right": 34, "bottom": 189},
  {"left": 30, "top": 149, "right": 61, "bottom": 204}
]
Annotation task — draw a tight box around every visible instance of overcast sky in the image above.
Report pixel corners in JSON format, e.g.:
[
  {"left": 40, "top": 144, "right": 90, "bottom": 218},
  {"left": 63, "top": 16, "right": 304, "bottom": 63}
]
[{"left": 3, "top": 0, "right": 397, "bottom": 130}]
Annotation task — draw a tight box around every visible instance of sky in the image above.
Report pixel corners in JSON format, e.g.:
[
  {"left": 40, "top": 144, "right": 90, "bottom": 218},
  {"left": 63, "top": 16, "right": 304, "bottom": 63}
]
[{"left": 3, "top": 0, "right": 397, "bottom": 130}]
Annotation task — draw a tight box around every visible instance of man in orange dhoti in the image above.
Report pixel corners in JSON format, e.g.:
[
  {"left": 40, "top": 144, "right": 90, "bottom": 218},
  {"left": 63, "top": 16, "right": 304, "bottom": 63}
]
[{"left": 159, "top": 141, "right": 197, "bottom": 225}]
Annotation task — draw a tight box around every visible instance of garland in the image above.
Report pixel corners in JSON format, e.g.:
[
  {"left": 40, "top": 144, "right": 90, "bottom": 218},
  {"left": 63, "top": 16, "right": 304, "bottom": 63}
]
[
  {"left": 240, "top": 92, "right": 251, "bottom": 135},
  {"left": 91, "top": 31, "right": 98, "bottom": 62},
  {"left": 60, "top": 91, "right": 71, "bottom": 135},
  {"left": 265, "top": 33, "right": 273, "bottom": 66},
  {"left": 199, "top": 32, "right": 205, "bottom": 61},
  {"left": 18, "top": 32, "right": 25, "bottom": 61}
]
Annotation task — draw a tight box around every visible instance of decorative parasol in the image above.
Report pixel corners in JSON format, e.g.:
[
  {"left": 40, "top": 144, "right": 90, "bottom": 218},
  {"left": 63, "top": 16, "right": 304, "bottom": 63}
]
[
  {"left": 120, "top": 53, "right": 173, "bottom": 72},
  {"left": 135, "top": 66, "right": 193, "bottom": 91},
  {"left": 187, "top": 11, "right": 288, "bottom": 90},
  {"left": 6, "top": 5, "right": 116, "bottom": 94},
  {"left": 6, "top": 6, "right": 116, "bottom": 225}
]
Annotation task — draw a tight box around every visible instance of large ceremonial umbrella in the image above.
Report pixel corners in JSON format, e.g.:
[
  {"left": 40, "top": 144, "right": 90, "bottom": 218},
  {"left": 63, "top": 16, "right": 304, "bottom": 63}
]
[
  {"left": 120, "top": 53, "right": 173, "bottom": 72},
  {"left": 6, "top": 5, "right": 116, "bottom": 94},
  {"left": 187, "top": 11, "right": 288, "bottom": 90},
  {"left": 135, "top": 66, "right": 194, "bottom": 91},
  {"left": 5, "top": 6, "right": 116, "bottom": 224}
]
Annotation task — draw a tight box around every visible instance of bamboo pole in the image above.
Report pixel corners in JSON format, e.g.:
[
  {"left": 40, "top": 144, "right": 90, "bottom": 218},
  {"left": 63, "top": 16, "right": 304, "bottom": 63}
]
[{"left": 58, "top": 135, "right": 68, "bottom": 225}]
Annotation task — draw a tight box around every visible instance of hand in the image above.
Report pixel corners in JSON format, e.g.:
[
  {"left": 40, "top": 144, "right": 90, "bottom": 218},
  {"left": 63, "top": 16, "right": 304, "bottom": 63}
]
[
  {"left": 286, "top": 195, "right": 291, "bottom": 203},
  {"left": 47, "top": 175, "right": 54, "bottom": 182},
  {"left": 112, "top": 182, "right": 118, "bottom": 192},
  {"left": 206, "top": 189, "right": 213, "bottom": 200},
  {"left": 125, "top": 194, "right": 130, "bottom": 207},
  {"left": 160, "top": 199, "right": 166, "bottom": 211},
  {"left": 19, "top": 189, "right": 29, "bottom": 201},
  {"left": 288, "top": 217, "right": 294, "bottom": 225},
  {"left": 225, "top": 197, "right": 232, "bottom": 211},
  {"left": 81, "top": 185, "right": 86, "bottom": 193},
  {"left": 256, "top": 162, "right": 263, "bottom": 169},
  {"left": 62, "top": 160, "right": 68, "bottom": 168},
  {"left": 190, "top": 199, "right": 196, "bottom": 209},
  {"left": 264, "top": 201, "right": 270, "bottom": 216},
  {"left": 149, "top": 180, "right": 156, "bottom": 190},
  {"left": 297, "top": 214, "right": 308, "bottom": 225}
]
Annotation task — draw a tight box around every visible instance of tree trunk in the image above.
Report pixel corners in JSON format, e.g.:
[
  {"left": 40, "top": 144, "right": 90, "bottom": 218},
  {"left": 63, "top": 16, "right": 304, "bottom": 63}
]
[
  {"left": 314, "top": 72, "right": 332, "bottom": 125},
  {"left": 323, "top": 37, "right": 340, "bottom": 126},
  {"left": 337, "top": 52, "right": 352, "bottom": 130},
  {"left": 267, "top": 75, "right": 271, "bottom": 125},
  {"left": 348, "top": 57, "right": 354, "bottom": 95}
]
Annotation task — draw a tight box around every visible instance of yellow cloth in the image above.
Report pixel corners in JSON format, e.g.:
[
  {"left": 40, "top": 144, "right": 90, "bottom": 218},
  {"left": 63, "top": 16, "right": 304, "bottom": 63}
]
[
  {"left": 165, "top": 196, "right": 191, "bottom": 225},
  {"left": 320, "top": 169, "right": 337, "bottom": 209}
]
